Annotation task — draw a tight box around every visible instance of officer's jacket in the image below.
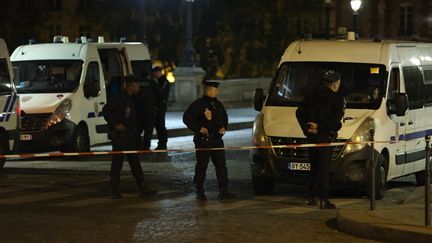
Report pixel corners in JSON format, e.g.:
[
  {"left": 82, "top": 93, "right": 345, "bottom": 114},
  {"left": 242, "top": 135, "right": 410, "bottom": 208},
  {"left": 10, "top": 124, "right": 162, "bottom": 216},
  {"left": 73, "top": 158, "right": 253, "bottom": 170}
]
[
  {"left": 296, "top": 86, "right": 344, "bottom": 137},
  {"left": 183, "top": 95, "right": 228, "bottom": 138},
  {"left": 103, "top": 91, "right": 137, "bottom": 131}
]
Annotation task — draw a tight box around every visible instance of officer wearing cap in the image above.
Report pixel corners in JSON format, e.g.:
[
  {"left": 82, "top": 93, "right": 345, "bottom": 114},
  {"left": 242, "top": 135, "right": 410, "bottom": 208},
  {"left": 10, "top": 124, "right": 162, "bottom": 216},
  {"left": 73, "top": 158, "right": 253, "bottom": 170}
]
[
  {"left": 151, "top": 66, "right": 169, "bottom": 150},
  {"left": 183, "top": 80, "right": 236, "bottom": 201},
  {"left": 103, "top": 75, "right": 157, "bottom": 199},
  {"left": 296, "top": 70, "right": 344, "bottom": 209}
]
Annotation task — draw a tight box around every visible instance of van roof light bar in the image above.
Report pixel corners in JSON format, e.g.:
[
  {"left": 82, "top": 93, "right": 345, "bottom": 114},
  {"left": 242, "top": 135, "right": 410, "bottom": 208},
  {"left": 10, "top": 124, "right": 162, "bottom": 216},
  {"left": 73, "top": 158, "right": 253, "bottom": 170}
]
[
  {"left": 80, "top": 36, "right": 87, "bottom": 43},
  {"left": 62, "top": 36, "right": 69, "bottom": 43},
  {"left": 53, "top": 35, "right": 63, "bottom": 43},
  {"left": 120, "top": 37, "right": 127, "bottom": 43},
  {"left": 28, "top": 39, "right": 36, "bottom": 45}
]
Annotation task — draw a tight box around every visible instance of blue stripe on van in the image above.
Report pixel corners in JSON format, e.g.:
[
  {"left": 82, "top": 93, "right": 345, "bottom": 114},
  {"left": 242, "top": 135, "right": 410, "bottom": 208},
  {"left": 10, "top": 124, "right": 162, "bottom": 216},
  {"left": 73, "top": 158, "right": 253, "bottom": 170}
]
[
  {"left": 390, "top": 129, "right": 432, "bottom": 143},
  {"left": 0, "top": 95, "right": 12, "bottom": 122},
  {"left": 87, "top": 112, "right": 104, "bottom": 118},
  {"left": 5, "top": 94, "right": 17, "bottom": 121}
]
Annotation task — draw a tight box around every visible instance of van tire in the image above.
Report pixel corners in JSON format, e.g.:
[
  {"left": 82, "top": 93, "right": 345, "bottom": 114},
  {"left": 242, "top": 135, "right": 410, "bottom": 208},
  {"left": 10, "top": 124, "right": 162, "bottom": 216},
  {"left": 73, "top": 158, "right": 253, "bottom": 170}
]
[
  {"left": 366, "top": 155, "right": 387, "bottom": 200},
  {"left": 252, "top": 176, "right": 274, "bottom": 195},
  {"left": 65, "top": 126, "right": 90, "bottom": 152}
]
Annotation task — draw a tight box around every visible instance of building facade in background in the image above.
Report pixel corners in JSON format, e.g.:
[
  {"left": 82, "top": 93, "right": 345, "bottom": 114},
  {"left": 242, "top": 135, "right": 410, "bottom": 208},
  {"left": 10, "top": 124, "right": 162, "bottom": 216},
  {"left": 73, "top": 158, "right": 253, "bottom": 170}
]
[{"left": 1, "top": 0, "right": 431, "bottom": 79}]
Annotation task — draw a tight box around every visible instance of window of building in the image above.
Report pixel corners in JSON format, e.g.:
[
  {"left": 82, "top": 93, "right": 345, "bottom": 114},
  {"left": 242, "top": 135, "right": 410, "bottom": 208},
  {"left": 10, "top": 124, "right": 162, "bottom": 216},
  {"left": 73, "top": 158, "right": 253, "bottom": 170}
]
[
  {"left": 50, "top": 0, "right": 62, "bottom": 11},
  {"left": 79, "top": 25, "right": 92, "bottom": 39},
  {"left": 22, "top": 0, "right": 34, "bottom": 9},
  {"left": 48, "top": 24, "right": 62, "bottom": 40},
  {"left": 399, "top": 4, "right": 414, "bottom": 36}
]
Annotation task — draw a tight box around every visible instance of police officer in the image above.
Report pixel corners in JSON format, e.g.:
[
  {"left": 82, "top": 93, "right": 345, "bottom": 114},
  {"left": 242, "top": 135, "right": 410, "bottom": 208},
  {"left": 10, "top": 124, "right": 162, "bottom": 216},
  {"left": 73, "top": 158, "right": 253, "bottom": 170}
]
[
  {"left": 103, "top": 75, "right": 157, "bottom": 199},
  {"left": 296, "top": 70, "right": 344, "bottom": 209},
  {"left": 134, "top": 68, "right": 157, "bottom": 150},
  {"left": 151, "top": 66, "right": 169, "bottom": 150},
  {"left": 183, "top": 80, "right": 236, "bottom": 201}
]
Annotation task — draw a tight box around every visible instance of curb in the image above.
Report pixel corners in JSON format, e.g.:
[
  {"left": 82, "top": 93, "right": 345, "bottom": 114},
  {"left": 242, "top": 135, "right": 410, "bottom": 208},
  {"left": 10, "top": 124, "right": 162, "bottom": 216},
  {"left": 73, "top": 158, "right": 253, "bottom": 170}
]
[
  {"left": 166, "top": 121, "right": 254, "bottom": 138},
  {"left": 337, "top": 210, "right": 432, "bottom": 243}
]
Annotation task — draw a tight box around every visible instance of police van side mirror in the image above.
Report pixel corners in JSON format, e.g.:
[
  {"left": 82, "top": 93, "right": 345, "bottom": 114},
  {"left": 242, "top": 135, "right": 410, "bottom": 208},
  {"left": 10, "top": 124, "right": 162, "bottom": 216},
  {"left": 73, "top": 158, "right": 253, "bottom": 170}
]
[
  {"left": 388, "top": 93, "right": 409, "bottom": 116},
  {"left": 253, "top": 88, "right": 265, "bottom": 111}
]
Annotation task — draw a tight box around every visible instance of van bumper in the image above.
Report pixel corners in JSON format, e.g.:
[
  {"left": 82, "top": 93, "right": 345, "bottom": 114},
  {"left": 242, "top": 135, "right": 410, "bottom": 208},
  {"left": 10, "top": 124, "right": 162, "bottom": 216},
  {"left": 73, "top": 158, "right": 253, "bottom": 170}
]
[
  {"left": 18, "top": 119, "right": 76, "bottom": 149},
  {"left": 250, "top": 147, "right": 371, "bottom": 187}
]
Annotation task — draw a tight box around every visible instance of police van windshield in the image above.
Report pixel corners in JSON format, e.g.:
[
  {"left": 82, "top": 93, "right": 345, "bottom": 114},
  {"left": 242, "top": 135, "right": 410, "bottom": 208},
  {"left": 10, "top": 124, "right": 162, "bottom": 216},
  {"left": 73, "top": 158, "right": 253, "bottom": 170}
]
[
  {"left": 13, "top": 60, "right": 83, "bottom": 93},
  {"left": 267, "top": 62, "right": 388, "bottom": 109}
]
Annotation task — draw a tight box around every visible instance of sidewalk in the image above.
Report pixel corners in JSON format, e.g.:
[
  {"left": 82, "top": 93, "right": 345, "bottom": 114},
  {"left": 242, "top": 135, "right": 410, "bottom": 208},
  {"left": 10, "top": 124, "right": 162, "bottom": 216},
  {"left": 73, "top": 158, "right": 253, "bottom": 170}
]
[
  {"left": 165, "top": 107, "right": 258, "bottom": 137},
  {"left": 337, "top": 187, "right": 432, "bottom": 242}
]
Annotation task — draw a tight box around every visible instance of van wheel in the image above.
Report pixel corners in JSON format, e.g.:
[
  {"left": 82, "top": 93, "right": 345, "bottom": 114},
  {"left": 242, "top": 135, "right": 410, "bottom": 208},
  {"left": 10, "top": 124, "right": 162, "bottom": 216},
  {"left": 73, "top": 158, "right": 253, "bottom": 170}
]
[
  {"left": 252, "top": 176, "right": 274, "bottom": 195},
  {"left": 366, "top": 155, "right": 387, "bottom": 200},
  {"left": 415, "top": 158, "right": 431, "bottom": 186},
  {"left": 65, "top": 126, "right": 90, "bottom": 152}
]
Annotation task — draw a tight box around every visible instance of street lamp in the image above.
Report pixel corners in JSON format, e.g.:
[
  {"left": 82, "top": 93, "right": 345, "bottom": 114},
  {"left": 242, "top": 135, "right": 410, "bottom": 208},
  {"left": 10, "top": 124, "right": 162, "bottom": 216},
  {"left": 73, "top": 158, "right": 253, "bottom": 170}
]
[
  {"left": 324, "top": 0, "right": 332, "bottom": 39},
  {"left": 350, "top": 0, "right": 362, "bottom": 34},
  {"left": 179, "top": 0, "right": 196, "bottom": 67}
]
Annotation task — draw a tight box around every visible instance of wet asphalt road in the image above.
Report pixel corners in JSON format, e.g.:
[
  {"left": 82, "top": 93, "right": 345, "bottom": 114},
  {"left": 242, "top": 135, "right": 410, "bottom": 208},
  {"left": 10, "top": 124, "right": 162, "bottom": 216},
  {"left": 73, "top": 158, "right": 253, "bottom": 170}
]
[{"left": 0, "top": 129, "right": 416, "bottom": 242}]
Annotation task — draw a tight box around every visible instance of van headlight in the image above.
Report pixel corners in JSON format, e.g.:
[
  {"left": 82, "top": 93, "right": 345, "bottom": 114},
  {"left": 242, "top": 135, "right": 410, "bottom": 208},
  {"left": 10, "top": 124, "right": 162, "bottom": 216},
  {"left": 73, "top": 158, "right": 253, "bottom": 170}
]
[
  {"left": 44, "top": 99, "right": 72, "bottom": 130},
  {"left": 344, "top": 118, "right": 374, "bottom": 155},
  {"left": 252, "top": 113, "right": 270, "bottom": 146}
]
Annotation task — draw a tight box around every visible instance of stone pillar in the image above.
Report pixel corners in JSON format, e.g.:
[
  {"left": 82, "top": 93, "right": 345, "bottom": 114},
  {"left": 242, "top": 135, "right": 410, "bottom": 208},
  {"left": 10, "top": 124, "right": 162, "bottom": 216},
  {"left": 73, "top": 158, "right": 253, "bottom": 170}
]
[{"left": 171, "top": 66, "right": 206, "bottom": 111}]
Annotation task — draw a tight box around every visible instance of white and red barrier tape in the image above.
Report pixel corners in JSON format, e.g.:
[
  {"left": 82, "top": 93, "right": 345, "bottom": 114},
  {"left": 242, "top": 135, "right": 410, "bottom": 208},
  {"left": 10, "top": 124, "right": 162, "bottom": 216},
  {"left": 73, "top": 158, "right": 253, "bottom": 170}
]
[{"left": 0, "top": 140, "right": 394, "bottom": 159}]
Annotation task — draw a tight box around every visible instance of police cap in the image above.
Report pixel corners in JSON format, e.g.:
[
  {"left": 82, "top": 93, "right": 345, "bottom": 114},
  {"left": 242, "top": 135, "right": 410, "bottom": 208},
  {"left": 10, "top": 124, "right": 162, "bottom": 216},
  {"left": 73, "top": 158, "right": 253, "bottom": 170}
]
[
  {"left": 203, "top": 80, "right": 220, "bottom": 88},
  {"left": 322, "top": 70, "right": 341, "bottom": 83}
]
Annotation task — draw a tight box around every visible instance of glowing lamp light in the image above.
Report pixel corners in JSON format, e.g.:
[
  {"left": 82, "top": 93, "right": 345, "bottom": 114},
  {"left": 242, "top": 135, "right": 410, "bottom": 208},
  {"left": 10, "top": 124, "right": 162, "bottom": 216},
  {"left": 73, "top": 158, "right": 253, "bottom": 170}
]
[{"left": 350, "top": 0, "right": 362, "bottom": 13}]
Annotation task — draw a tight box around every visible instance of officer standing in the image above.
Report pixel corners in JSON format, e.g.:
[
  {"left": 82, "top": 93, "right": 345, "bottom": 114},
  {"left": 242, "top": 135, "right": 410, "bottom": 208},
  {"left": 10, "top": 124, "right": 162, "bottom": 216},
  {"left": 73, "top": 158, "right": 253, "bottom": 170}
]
[
  {"left": 183, "top": 80, "right": 236, "bottom": 201},
  {"left": 296, "top": 70, "right": 344, "bottom": 209},
  {"left": 151, "top": 66, "right": 169, "bottom": 150},
  {"left": 103, "top": 75, "right": 157, "bottom": 199},
  {"left": 134, "top": 68, "right": 157, "bottom": 150}
]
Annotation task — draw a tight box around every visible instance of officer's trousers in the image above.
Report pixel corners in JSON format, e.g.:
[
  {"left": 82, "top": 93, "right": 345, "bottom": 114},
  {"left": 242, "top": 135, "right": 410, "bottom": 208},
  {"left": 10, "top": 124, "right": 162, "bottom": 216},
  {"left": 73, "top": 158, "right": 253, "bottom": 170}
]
[
  {"left": 154, "top": 108, "right": 168, "bottom": 147},
  {"left": 194, "top": 136, "right": 229, "bottom": 193},
  {"left": 110, "top": 130, "right": 145, "bottom": 191},
  {"left": 307, "top": 133, "right": 332, "bottom": 200}
]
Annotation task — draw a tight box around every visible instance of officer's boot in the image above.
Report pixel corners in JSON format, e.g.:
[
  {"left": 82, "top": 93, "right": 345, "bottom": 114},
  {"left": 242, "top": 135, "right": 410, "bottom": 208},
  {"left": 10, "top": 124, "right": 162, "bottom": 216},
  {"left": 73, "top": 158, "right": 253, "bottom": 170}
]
[
  {"left": 218, "top": 188, "right": 236, "bottom": 201},
  {"left": 319, "top": 198, "right": 336, "bottom": 209},
  {"left": 110, "top": 177, "right": 122, "bottom": 199},
  {"left": 138, "top": 182, "right": 158, "bottom": 198},
  {"left": 196, "top": 186, "right": 207, "bottom": 201}
]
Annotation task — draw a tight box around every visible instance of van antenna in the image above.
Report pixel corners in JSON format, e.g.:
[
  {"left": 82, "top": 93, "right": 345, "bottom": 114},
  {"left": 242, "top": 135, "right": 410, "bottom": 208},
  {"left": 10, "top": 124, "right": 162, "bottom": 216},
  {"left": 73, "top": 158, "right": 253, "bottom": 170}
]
[{"left": 297, "top": 40, "right": 302, "bottom": 54}]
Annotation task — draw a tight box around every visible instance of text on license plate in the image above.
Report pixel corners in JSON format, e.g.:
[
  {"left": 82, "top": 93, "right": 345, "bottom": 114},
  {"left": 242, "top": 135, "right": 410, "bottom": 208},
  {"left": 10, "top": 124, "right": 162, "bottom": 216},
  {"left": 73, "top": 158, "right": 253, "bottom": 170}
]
[
  {"left": 20, "top": 134, "right": 32, "bottom": 141},
  {"left": 288, "top": 162, "right": 310, "bottom": 171}
]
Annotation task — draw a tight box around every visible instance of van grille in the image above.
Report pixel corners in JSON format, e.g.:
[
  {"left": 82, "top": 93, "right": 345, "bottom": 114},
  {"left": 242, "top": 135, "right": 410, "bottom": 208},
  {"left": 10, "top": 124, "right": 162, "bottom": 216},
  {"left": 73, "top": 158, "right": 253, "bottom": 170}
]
[
  {"left": 21, "top": 113, "right": 51, "bottom": 131},
  {"left": 270, "top": 137, "right": 347, "bottom": 160}
]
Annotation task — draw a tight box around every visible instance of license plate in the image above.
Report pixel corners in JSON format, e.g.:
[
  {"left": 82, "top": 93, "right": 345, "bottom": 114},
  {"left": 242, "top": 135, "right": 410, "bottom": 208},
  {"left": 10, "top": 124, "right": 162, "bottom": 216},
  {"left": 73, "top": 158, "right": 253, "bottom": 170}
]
[
  {"left": 288, "top": 162, "right": 310, "bottom": 171},
  {"left": 20, "top": 134, "right": 32, "bottom": 141}
]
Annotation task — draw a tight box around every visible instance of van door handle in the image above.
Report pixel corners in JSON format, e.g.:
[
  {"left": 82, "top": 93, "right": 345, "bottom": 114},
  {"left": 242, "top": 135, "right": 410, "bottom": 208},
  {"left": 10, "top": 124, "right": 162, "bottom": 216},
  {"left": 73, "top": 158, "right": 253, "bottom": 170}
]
[
  {"left": 408, "top": 121, "right": 414, "bottom": 125},
  {"left": 400, "top": 122, "right": 406, "bottom": 126}
]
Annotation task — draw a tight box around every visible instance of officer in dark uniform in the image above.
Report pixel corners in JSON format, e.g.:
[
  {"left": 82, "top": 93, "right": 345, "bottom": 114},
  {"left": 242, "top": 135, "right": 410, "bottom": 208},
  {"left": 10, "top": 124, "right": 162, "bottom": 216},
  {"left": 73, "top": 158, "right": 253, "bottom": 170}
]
[
  {"left": 183, "top": 80, "right": 236, "bottom": 201},
  {"left": 134, "top": 68, "right": 157, "bottom": 150},
  {"left": 151, "top": 66, "right": 169, "bottom": 150},
  {"left": 296, "top": 70, "right": 344, "bottom": 209},
  {"left": 103, "top": 75, "right": 157, "bottom": 199}
]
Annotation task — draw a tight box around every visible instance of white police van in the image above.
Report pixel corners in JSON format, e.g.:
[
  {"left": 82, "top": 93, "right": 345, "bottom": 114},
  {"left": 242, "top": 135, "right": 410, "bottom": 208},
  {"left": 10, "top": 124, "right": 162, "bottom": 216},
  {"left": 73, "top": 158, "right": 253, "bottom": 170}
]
[
  {"left": 0, "top": 38, "right": 19, "bottom": 169},
  {"left": 10, "top": 37, "right": 151, "bottom": 152},
  {"left": 252, "top": 38, "right": 432, "bottom": 199}
]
